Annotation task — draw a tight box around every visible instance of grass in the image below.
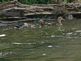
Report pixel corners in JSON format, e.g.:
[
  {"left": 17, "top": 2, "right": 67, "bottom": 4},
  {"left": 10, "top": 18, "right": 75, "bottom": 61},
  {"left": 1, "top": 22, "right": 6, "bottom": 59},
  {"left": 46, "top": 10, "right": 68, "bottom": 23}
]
[{"left": 0, "top": 19, "right": 81, "bottom": 61}]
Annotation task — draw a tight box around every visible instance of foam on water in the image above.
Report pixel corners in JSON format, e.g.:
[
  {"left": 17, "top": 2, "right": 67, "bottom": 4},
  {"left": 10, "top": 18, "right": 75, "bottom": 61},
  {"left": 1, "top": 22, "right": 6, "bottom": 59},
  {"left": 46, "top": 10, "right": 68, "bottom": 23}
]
[
  {"left": 0, "top": 51, "right": 15, "bottom": 57},
  {"left": 12, "top": 42, "right": 22, "bottom": 45},
  {"left": 72, "top": 28, "right": 77, "bottom": 30},
  {"left": 51, "top": 35, "right": 55, "bottom": 37},
  {"left": 55, "top": 45, "right": 61, "bottom": 48},
  {"left": 12, "top": 42, "right": 36, "bottom": 45},
  {"left": 75, "top": 30, "right": 81, "bottom": 32},
  {"left": 0, "top": 34, "right": 6, "bottom": 37},
  {"left": 27, "top": 43, "right": 32, "bottom": 45},
  {"left": 0, "top": 52, "right": 3, "bottom": 57},
  {"left": 66, "top": 32, "right": 73, "bottom": 35},
  {"left": 42, "top": 53, "right": 46, "bottom": 56},
  {"left": 66, "top": 36, "right": 78, "bottom": 39},
  {"left": 2, "top": 52, "right": 14, "bottom": 57},
  {"left": 41, "top": 41, "right": 45, "bottom": 44},
  {"left": 48, "top": 45, "right": 53, "bottom": 48}
]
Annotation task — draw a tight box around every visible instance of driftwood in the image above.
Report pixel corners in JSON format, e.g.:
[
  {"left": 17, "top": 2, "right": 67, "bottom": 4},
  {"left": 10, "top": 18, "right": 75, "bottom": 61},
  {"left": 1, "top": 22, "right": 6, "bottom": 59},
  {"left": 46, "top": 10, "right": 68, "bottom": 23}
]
[{"left": 0, "top": 1, "right": 81, "bottom": 20}]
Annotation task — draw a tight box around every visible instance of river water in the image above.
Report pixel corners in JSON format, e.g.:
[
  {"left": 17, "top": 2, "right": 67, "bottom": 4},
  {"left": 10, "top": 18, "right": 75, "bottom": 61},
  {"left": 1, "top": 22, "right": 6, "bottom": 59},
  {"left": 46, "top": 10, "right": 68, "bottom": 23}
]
[{"left": 0, "top": 19, "right": 81, "bottom": 61}]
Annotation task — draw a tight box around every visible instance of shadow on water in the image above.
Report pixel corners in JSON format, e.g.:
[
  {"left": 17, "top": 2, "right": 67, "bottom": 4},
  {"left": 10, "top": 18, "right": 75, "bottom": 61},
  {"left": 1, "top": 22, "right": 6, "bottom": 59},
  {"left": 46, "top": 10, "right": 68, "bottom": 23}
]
[{"left": 0, "top": 58, "right": 10, "bottom": 61}]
